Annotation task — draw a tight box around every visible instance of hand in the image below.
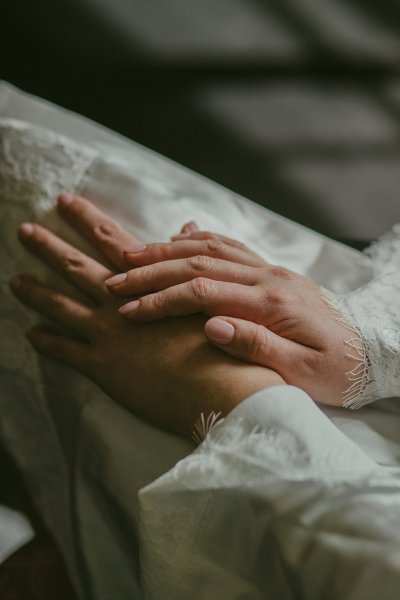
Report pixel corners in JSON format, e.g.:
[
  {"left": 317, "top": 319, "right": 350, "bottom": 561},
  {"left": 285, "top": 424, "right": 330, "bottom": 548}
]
[
  {"left": 9, "top": 196, "right": 284, "bottom": 438},
  {"left": 106, "top": 226, "right": 365, "bottom": 408}
]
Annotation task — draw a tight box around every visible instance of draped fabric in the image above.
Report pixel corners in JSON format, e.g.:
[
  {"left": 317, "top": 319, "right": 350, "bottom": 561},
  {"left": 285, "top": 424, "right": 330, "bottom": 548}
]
[{"left": 1, "top": 82, "right": 400, "bottom": 599}]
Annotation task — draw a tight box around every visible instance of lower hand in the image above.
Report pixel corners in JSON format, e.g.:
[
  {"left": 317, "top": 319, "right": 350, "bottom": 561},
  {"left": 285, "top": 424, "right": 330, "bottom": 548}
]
[{"left": 9, "top": 197, "right": 284, "bottom": 438}]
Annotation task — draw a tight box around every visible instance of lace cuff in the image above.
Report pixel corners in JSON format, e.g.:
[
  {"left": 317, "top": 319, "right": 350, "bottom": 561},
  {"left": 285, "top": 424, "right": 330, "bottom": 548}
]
[
  {"left": 332, "top": 270, "right": 400, "bottom": 408},
  {"left": 364, "top": 223, "right": 400, "bottom": 277}
]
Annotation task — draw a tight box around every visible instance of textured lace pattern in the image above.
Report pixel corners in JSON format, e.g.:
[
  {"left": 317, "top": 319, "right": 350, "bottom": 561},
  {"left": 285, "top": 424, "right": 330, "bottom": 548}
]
[
  {"left": 332, "top": 270, "right": 400, "bottom": 408},
  {"left": 0, "top": 118, "right": 98, "bottom": 597},
  {"left": 364, "top": 223, "right": 400, "bottom": 277}
]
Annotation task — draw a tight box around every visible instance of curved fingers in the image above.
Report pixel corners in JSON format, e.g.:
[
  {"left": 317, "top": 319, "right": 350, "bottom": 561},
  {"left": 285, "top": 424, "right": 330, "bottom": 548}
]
[
  {"left": 119, "top": 279, "right": 261, "bottom": 322},
  {"left": 18, "top": 222, "right": 113, "bottom": 301},
  {"left": 57, "top": 193, "right": 141, "bottom": 271},
  {"left": 106, "top": 256, "right": 259, "bottom": 296},
  {"left": 124, "top": 237, "right": 267, "bottom": 269},
  {"left": 9, "top": 275, "right": 95, "bottom": 337},
  {"left": 27, "top": 327, "right": 97, "bottom": 377},
  {"left": 204, "top": 316, "right": 317, "bottom": 386}
]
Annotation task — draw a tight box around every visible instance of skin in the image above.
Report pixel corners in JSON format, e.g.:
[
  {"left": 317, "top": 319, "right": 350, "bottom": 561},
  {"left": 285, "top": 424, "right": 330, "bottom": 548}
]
[
  {"left": 106, "top": 224, "right": 364, "bottom": 408},
  {"left": 8, "top": 194, "right": 284, "bottom": 439}
]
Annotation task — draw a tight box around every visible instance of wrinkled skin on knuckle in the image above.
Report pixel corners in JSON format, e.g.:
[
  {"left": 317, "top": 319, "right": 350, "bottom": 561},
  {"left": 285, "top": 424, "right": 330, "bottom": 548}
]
[
  {"left": 137, "top": 265, "right": 154, "bottom": 288},
  {"left": 188, "top": 255, "right": 214, "bottom": 274},
  {"left": 190, "top": 277, "right": 215, "bottom": 306},
  {"left": 269, "top": 266, "right": 295, "bottom": 281},
  {"left": 204, "top": 238, "right": 224, "bottom": 256},
  {"left": 61, "top": 250, "right": 85, "bottom": 273},
  {"left": 147, "top": 291, "right": 168, "bottom": 315},
  {"left": 94, "top": 220, "right": 119, "bottom": 241},
  {"left": 250, "top": 326, "right": 270, "bottom": 362},
  {"left": 263, "top": 285, "right": 287, "bottom": 307}
]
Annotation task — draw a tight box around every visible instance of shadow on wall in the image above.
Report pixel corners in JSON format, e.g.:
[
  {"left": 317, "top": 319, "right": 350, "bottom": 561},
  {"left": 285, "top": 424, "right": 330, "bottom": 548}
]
[{"left": 1, "top": 0, "right": 400, "bottom": 243}]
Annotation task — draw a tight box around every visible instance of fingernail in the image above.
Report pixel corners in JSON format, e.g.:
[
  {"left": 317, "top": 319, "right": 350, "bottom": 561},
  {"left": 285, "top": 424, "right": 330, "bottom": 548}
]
[
  {"left": 119, "top": 299, "right": 140, "bottom": 315},
  {"left": 18, "top": 223, "right": 34, "bottom": 238},
  {"left": 105, "top": 273, "right": 127, "bottom": 286},
  {"left": 187, "top": 221, "right": 199, "bottom": 233},
  {"left": 171, "top": 233, "right": 191, "bottom": 241},
  {"left": 58, "top": 193, "right": 74, "bottom": 206},
  {"left": 124, "top": 244, "right": 146, "bottom": 254},
  {"left": 8, "top": 275, "right": 22, "bottom": 291},
  {"left": 205, "top": 319, "right": 234, "bottom": 344}
]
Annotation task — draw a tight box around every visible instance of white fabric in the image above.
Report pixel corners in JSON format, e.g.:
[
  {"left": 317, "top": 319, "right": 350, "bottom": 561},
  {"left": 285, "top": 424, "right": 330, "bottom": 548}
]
[
  {"left": 1, "top": 81, "right": 400, "bottom": 599},
  {"left": 335, "top": 266, "right": 400, "bottom": 407},
  {"left": 330, "top": 224, "right": 400, "bottom": 408}
]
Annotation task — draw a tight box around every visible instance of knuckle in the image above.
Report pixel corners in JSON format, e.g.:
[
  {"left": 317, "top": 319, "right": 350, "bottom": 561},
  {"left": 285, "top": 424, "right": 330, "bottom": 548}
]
[
  {"left": 147, "top": 291, "right": 167, "bottom": 314},
  {"left": 137, "top": 265, "right": 153, "bottom": 287},
  {"left": 250, "top": 327, "right": 270, "bottom": 360},
  {"left": 269, "top": 266, "right": 294, "bottom": 281},
  {"left": 61, "top": 250, "right": 85, "bottom": 273},
  {"left": 94, "top": 220, "right": 119, "bottom": 240},
  {"left": 188, "top": 255, "right": 213, "bottom": 273},
  {"left": 263, "top": 286, "right": 286, "bottom": 306},
  {"left": 190, "top": 277, "right": 215, "bottom": 302},
  {"left": 204, "top": 238, "right": 224, "bottom": 255},
  {"left": 150, "top": 243, "right": 170, "bottom": 261}
]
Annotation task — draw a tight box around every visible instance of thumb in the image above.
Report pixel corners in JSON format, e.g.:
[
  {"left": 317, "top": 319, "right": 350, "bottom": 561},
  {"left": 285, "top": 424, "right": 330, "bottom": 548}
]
[{"left": 204, "top": 316, "right": 305, "bottom": 379}]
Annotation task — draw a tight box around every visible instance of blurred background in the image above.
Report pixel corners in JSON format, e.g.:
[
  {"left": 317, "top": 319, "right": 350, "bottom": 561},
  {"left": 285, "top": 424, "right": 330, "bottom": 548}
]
[
  {"left": 1, "top": 1, "right": 400, "bottom": 596},
  {"left": 2, "top": 0, "right": 400, "bottom": 247}
]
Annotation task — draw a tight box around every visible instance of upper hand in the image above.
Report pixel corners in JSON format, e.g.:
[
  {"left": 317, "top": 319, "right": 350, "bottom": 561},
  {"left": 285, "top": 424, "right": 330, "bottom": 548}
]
[{"left": 106, "top": 226, "right": 364, "bottom": 408}]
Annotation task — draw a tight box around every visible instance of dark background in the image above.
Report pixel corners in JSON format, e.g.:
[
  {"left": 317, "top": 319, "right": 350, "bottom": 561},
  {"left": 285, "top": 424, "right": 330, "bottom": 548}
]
[
  {"left": 1, "top": 1, "right": 400, "bottom": 591},
  {"left": 2, "top": 0, "right": 400, "bottom": 246}
]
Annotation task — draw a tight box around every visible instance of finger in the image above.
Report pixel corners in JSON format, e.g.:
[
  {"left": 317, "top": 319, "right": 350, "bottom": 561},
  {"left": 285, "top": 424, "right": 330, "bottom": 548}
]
[
  {"left": 172, "top": 230, "right": 268, "bottom": 263},
  {"left": 171, "top": 221, "right": 200, "bottom": 240},
  {"left": 119, "top": 279, "right": 260, "bottom": 322},
  {"left": 9, "top": 275, "right": 95, "bottom": 337},
  {"left": 105, "top": 256, "right": 258, "bottom": 296},
  {"left": 124, "top": 237, "right": 267, "bottom": 268},
  {"left": 26, "top": 327, "right": 96, "bottom": 377},
  {"left": 204, "top": 316, "right": 315, "bottom": 383},
  {"left": 182, "top": 220, "right": 200, "bottom": 234},
  {"left": 57, "top": 193, "right": 141, "bottom": 271},
  {"left": 18, "top": 222, "right": 112, "bottom": 302}
]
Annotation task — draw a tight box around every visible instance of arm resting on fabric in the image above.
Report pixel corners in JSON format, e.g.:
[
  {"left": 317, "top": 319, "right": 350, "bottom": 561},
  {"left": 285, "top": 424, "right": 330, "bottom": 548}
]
[{"left": 138, "top": 386, "right": 400, "bottom": 600}]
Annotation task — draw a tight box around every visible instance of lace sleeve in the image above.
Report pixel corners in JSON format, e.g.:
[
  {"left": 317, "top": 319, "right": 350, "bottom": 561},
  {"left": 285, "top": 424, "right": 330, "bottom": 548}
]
[
  {"left": 363, "top": 223, "right": 400, "bottom": 277},
  {"left": 333, "top": 268, "right": 400, "bottom": 408}
]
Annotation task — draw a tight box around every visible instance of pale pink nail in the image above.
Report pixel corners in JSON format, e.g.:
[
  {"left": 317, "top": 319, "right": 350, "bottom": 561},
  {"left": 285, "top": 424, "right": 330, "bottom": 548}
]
[
  {"left": 58, "top": 193, "right": 74, "bottom": 206},
  {"left": 18, "top": 223, "right": 34, "bottom": 238},
  {"left": 105, "top": 273, "right": 127, "bottom": 286},
  {"left": 119, "top": 299, "right": 140, "bottom": 315},
  {"left": 124, "top": 244, "right": 146, "bottom": 254},
  {"left": 205, "top": 319, "right": 234, "bottom": 344},
  {"left": 187, "top": 221, "right": 199, "bottom": 233}
]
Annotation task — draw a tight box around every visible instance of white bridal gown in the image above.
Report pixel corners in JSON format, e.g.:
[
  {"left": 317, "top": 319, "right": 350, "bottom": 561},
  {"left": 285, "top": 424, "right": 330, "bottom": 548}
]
[{"left": 0, "top": 81, "right": 400, "bottom": 600}]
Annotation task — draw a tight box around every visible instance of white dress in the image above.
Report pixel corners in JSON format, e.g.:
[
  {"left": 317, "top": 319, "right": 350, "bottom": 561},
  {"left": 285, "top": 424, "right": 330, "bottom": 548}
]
[{"left": 1, "top": 82, "right": 400, "bottom": 600}]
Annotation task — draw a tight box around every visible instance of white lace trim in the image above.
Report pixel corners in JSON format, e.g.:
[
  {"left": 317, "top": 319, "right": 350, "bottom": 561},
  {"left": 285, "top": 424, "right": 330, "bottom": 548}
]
[
  {"left": 192, "top": 411, "right": 225, "bottom": 444},
  {"left": 324, "top": 295, "right": 372, "bottom": 409},
  {"left": 364, "top": 223, "right": 400, "bottom": 277},
  {"left": 329, "top": 270, "right": 400, "bottom": 408}
]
